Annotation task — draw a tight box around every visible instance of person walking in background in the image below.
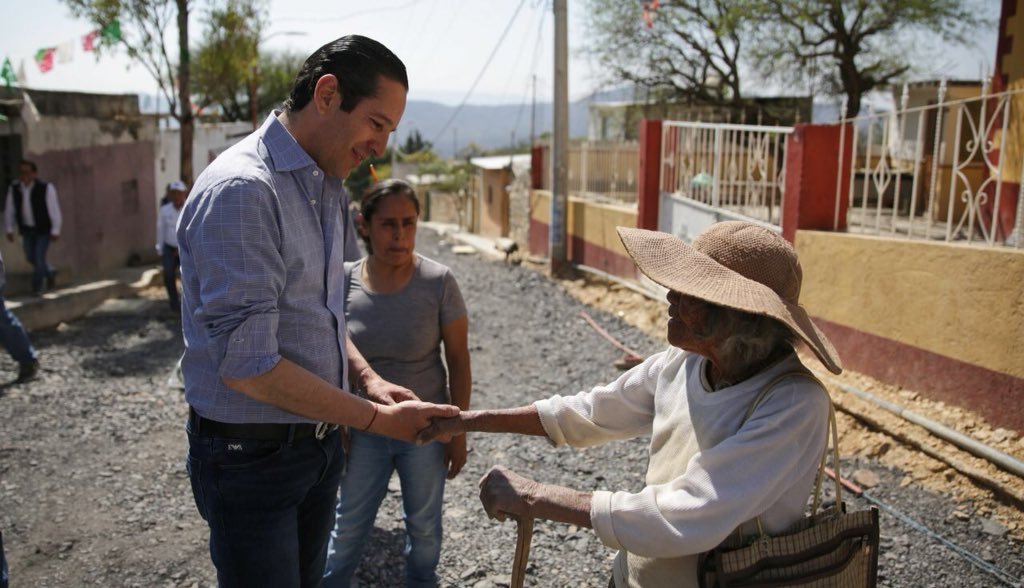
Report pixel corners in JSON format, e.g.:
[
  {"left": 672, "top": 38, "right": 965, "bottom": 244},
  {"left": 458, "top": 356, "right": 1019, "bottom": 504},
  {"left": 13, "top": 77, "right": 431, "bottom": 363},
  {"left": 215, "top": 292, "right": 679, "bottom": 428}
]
[
  {"left": 0, "top": 250, "right": 39, "bottom": 383},
  {"left": 157, "top": 180, "right": 188, "bottom": 313},
  {"left": 176, "top": 35, "right": 459, "bottom": 587},
  {"left": 324, "top": 180, "right": 472, "bottom": 588},
  {"left": 4, "top": 160, "right": 62, "bottom": 296}
]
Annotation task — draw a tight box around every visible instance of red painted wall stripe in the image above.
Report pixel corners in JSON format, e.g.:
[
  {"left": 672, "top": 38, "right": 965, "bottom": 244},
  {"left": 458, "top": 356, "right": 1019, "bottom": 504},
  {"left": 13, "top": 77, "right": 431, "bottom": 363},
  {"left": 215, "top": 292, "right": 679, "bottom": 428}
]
[{"left": 815, "top": 317, "right": 1024, "bottom": 434}]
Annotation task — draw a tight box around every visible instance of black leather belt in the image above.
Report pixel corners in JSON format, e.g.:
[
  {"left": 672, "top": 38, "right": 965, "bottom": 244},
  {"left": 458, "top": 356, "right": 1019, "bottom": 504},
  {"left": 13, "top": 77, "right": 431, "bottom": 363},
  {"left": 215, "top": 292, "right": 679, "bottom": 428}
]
[{"left": 188, "top": 407, "right": 336, "bottom": 442}]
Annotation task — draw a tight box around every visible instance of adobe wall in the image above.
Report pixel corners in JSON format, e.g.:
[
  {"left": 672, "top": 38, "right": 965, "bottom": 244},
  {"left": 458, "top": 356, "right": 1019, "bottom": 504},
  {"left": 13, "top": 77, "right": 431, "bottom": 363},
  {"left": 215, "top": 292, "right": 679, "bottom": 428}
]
[
  {"left": 1, "top": 141, "right": 157, "bottom": 283},
  {"left": 477, "top": 168, "right": 511, "bottom": 239}
]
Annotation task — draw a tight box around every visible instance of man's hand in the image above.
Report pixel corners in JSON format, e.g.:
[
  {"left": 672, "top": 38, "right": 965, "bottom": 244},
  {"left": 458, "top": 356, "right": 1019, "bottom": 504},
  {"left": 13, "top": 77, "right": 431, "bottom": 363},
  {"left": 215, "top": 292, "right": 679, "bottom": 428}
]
[
  {"left": 416, "top": 413, "right": 470, "bottom": 444},
  {"left": 444, "top": 435, "right": 468, "bottom": 479},
  {"left": 5, "top": 233, "right": 12, "bottom": 243},
  {"left": 50, "top": 234, "right": 59, "bottom": 242},
  {"left": 478, "top": 465, "right": 540, "bottom": 522},
  {"left": 374, "top": 401, "right": 459, "bottom": 442}
]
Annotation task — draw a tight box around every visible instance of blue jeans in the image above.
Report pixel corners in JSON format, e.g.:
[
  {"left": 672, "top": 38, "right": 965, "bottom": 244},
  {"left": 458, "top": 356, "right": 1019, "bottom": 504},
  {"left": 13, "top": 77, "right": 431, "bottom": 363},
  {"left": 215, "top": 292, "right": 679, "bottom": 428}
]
[
  {"left": 0, "top": 289, "right": 36, "bottom": 364},
  {"left": 186, "top": 426, "right": 344, "bottom": 588},
  {"left": 1, "top": 529, "right": 8, "bottom": 588},
  {"left": 324, "top": 432, "right": 446, "bottom": 588},
  {"left": 21, "top": 232, "right": 53, "bottom": 294},
  {"left": 161, "top": 244, "right": 180, "bottom": 308}
]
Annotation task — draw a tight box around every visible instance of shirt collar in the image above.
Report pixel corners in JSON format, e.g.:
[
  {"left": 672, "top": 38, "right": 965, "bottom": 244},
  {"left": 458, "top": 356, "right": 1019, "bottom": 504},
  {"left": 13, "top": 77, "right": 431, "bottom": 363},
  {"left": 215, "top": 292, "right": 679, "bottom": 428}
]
[{"left": 262, "top": 111, "right": 318, "bottom": 174}]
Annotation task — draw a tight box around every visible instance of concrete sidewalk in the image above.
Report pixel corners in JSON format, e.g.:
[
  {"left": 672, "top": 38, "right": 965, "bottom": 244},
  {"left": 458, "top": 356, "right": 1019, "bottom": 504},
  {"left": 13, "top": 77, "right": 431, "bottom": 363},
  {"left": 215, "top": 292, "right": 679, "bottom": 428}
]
[
  {"left": 4, "top": 224, "right": 518, "bottom": 332},
  {"left": 7, "top": 266, "right": 163, "bottom": 331},
  {"left": 419, "top": 222, "right": 509, "bottom": 261}
]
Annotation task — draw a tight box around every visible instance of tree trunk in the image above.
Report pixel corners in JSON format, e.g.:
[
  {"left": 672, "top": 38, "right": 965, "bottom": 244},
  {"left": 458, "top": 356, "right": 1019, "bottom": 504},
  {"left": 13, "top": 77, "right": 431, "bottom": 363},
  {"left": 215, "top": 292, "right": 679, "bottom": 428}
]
[
  {"left": 838, "top": 48, "right": 863, "bottom": 119},
  {"left": 177, "top": 0, "right": 194, "bottom": 185},
  {"left": 841, "top": 62, "right": 863, "bottom": 120}
]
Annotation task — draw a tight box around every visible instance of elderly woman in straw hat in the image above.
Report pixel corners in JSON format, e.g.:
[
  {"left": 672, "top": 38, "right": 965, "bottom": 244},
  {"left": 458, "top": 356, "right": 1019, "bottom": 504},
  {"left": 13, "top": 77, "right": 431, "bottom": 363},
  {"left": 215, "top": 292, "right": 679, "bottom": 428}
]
[{"left": 418, "top": 221, "right": 843, "bottom": 587}]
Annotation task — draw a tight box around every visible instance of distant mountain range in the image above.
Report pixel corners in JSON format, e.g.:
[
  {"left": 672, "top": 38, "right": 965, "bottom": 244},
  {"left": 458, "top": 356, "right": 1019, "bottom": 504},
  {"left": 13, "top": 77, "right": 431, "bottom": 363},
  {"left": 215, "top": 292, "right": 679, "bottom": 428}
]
[
  {"left": 140, "top": 93, "right": 594, "bottom": 158},
  {"left": 139, "top": 86, "right": 851, "bottom": 159},
  {"left": 398, "top": 99, "right": 590, "bottom": 157}
]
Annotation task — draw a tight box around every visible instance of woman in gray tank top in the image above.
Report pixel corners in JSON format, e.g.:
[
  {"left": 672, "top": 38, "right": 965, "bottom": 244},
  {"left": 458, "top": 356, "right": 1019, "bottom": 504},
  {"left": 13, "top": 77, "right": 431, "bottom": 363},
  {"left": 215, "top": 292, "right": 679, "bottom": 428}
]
[{"left": 324, "top": 179, "right": 472, "bottom": 588}]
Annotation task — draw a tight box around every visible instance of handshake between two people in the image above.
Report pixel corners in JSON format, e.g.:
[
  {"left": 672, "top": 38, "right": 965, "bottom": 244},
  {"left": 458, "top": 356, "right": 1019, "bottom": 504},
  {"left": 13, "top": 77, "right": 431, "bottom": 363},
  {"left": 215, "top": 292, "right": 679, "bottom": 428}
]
[{"left": 409, "top": 405, "right": 595, "bottom": 530}]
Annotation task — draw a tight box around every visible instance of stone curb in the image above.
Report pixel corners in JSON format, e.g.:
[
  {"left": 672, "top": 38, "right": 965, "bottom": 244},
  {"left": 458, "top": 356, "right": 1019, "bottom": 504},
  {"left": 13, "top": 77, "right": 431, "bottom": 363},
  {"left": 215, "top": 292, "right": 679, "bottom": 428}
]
[{"left": 7, "top": 267, "right": 163, "bottom": 331}]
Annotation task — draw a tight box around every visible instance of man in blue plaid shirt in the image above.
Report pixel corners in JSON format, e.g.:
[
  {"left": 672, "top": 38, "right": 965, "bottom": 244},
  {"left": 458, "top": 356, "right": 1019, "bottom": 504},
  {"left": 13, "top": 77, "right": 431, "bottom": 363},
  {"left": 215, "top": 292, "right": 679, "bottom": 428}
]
[{"left": 177, "top": 35, "right": 459, "bottom": 587}]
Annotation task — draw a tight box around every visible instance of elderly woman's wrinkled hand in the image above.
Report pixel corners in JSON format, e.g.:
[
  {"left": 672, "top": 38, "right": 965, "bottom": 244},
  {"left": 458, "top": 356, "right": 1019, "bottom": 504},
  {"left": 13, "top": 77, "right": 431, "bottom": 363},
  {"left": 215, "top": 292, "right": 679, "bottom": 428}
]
[
  {"left": 478, "top": 465, "right": 538, "bottom": 522},
  {"left": 416, "top": 414, "right": 466, "bottom": 444}
]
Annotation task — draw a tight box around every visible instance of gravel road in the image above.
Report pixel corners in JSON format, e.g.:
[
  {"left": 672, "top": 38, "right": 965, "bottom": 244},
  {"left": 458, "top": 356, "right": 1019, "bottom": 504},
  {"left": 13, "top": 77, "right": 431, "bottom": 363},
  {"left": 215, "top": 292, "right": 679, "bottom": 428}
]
[{"left": 0, "top": 226, "right": 1021, "bottom": 587}]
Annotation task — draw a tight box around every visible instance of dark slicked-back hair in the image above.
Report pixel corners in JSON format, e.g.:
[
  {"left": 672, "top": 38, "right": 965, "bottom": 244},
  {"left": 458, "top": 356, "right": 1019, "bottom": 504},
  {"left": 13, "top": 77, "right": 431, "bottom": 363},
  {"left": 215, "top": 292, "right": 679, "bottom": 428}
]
[
  {"left": 284, "top": 35, "right": 408, "bottom": 114},
  {"left": 19, "top": 160, "right": 37, "bottom": 172}
]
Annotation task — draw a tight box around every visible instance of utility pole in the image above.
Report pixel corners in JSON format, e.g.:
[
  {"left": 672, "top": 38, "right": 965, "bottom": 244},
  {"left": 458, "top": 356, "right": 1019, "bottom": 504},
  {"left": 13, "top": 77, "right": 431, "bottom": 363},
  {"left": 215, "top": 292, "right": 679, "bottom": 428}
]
[
  {"left": 550, "top": 0, "right": 569, "bottom": 275},
  {"left": 530, "top": 74, "right": 537, "bottom": 146}
]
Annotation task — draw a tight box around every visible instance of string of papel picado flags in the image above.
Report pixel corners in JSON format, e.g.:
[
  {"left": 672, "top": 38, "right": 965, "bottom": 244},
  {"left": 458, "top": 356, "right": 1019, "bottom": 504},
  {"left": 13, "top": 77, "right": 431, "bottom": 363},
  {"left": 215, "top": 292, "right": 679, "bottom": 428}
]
[{"left": 2, "top": 20, "right": 121, "bottom": 89}]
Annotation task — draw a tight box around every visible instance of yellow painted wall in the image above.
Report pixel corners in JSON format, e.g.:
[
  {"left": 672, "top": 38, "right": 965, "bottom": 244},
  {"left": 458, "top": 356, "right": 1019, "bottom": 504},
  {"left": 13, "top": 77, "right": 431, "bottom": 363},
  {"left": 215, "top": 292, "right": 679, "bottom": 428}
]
[
  {"left": 530, "top": 190, "right": 636, "bottom": 259},
  {"left": 530, "top": 189, "right": 550, "bottom": 225},
  {"left": 797, "top": 230, "right": 1024, "bottom": 378}
]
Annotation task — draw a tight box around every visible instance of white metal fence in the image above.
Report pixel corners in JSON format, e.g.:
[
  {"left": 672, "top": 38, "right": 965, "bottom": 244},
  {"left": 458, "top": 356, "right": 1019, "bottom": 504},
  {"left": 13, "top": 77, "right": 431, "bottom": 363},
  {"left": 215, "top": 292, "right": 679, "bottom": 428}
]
[
  {"left": 835, "top": 81, "right": 1024, "bottom": 248},
  {"left": 537, "top": 140, "right": 639, "bottom": 203},
  {"left": 659, "top": 121, "right": 793, "bottom": 227}
]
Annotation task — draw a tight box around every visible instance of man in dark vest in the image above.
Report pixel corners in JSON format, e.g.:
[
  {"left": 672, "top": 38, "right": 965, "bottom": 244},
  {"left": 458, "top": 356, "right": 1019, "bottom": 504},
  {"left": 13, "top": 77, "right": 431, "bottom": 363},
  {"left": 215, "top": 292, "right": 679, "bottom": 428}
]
[{"left": 4, "top": 160, "right": 62, "bottom": 296}]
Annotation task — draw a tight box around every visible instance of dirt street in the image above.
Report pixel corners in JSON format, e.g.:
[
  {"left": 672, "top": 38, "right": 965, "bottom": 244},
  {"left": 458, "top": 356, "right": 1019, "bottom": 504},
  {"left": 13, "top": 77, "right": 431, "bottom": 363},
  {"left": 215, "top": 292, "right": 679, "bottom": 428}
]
[{"left": 0, "top": 226, "right": 1021, "bottom": 587}]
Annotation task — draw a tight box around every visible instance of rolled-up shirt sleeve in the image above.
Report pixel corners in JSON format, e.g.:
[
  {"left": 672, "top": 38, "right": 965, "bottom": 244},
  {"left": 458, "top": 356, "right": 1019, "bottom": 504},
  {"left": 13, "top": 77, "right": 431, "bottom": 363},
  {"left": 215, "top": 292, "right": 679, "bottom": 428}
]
[
  {"left": 535, "top": 350, "right": 666, "bottom": 447},
  {"left": 180, "top": 175, "right": 286, "bottom": 380}
]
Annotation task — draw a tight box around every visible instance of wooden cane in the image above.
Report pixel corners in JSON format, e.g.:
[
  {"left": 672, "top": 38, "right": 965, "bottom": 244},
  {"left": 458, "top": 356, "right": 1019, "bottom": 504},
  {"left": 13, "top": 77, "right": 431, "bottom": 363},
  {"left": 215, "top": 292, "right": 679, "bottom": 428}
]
[{"left": 510, "top": 515, "right": 535, "bottom": 588}]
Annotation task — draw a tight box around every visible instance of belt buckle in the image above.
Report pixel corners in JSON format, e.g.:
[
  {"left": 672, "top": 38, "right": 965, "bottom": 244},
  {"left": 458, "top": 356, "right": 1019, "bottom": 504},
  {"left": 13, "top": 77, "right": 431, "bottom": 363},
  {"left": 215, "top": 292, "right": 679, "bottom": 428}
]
[{"left": 315, "top": 422, "right": 337, "bottom": 440}]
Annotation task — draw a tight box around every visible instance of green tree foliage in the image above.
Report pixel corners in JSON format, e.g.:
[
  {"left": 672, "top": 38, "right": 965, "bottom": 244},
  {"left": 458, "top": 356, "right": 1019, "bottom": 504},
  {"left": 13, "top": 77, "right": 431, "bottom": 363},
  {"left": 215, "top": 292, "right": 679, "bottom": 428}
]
[
  {"left": 417, "top": 159, "right": 473, "bottom": 194},
  {"left": 402, "top": 129, "right": 432, "bottom": 154},
  {"left": 256, "top": 50, "right": 306, "bottom": 114},
  {"left": 456, "top": 142, "right": 485, "bottom": 160},
  {"left": 751, "top": 0, "right": 984, "bottom": 117},
  {"left": 401, "top": 149, "right": 439, "bottom": 165},
  {"left": 582, "top": 0, "right": 750, "bottom": 108},
  {"left": 344, "top": 149, "right": 394, "bottom": 201},
  {"left": 416, "top": 158, "right": 474, "bottom": 229},
  {"left": 582, "top": 0, "right": 984, "bottom": 120},
  {"left": 483, "top": 142, "right": 533, "bottom": 156},
  {"left": 191, "top": 0, "right": 263, "bottom": 122},
  {"left": 63, "top": 0, "right": 196, "bottom": 182}
]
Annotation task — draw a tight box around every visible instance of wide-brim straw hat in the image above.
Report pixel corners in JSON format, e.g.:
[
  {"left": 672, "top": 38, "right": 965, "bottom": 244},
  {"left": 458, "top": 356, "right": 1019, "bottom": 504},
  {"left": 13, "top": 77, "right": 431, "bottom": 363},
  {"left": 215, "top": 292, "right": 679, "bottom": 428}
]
[{"left": 617, "top": 222, "right": 842, "bottom": 374}]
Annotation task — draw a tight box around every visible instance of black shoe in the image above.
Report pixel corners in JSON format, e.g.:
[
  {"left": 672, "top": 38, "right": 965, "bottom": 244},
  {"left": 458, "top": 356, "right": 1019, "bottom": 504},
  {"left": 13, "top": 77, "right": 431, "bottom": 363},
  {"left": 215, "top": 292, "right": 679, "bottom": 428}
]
[
  {"left": 16, "top": 360, "right": 39, "bottom": 383},
  {"left": 46, "top": 271, "right": 56, "bottom": 290}
]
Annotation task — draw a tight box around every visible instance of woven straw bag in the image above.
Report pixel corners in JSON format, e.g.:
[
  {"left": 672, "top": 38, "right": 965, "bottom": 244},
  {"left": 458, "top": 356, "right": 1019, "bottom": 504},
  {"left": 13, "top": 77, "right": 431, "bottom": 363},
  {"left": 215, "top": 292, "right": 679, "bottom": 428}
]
[{"left": 699, "top": 372, "right": 880, "bottom": 588}]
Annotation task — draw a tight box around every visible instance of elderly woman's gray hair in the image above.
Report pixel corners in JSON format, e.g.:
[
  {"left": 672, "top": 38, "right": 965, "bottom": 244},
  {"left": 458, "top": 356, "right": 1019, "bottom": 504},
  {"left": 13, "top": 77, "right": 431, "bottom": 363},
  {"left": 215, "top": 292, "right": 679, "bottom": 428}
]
[{"left": 702, "top": 304, "right": 797, "bottom": 387}]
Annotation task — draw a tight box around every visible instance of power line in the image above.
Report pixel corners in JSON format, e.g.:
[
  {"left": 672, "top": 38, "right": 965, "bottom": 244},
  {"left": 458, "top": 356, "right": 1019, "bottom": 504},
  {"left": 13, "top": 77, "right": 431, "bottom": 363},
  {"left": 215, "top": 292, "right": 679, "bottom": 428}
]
[
  {"left": 405, "top": 0, "right": 466, "bottom": 87},
  {"left": 275, "top": 0, "right": 430, "bottom": 23},
  {"left": 499, "top": 3, "right": 545, "bottom": 100},
  {"left": 398, "top": 0, "right": 445, "bottom": 70},
  {"left": 430, "top": 0, "right": 529, "bottom": 147},
  {"left": 512, "top": 5, "right": 549, "bottom": 141}
]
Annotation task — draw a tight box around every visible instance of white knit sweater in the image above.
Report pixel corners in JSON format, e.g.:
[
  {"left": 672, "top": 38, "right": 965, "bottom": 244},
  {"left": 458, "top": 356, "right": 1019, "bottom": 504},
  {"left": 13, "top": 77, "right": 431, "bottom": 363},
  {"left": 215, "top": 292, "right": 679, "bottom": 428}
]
[{"left": 534, "top": 347, "right": 830, "bottom": 587}]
